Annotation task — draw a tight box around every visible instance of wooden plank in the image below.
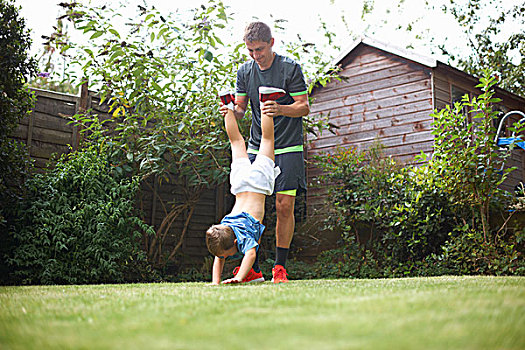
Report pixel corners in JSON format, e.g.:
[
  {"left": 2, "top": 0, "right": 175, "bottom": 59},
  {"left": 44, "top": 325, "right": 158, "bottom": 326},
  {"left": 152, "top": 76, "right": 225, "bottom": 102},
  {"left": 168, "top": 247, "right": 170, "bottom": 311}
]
[
  {"left": 435, "top": 89, "right": 450, "bottom": 105},
  {"left": 433, "top": 75, "right": 450, "bottom": 92},
  {"left": 31, "top": 112, "right": 74, "bottom": 133},
  {"left": 33, "top": 88, "right": 78, "bottom": 103},
  {"left": 29, "top": 140, "right": 71, "bottom": 160},
  {"left": 312, "top": 88, "right": 432, "bottom": 116},
  {"left": 339, "top": 58, "right": 404, "bottom": 79},
  {"left": 312, "top": 71, "right": 429, "bottom": 104},
  {"left": 319, "top": 63, "right": 428, "bottom": 95},
  {"left": 309, "top": 100, "right": 434, "bottom": 137},
  {"left": 333, "top": 116, "right": 434, "bottom": 137},
  {"left": 309, "top": 130, "right": 434, "bottom": 152},
  {"left": 34, "top": 96, "right": 77, "bottom": 116},
  {"left": 30, "top": 126, "right": 73, "bottom": 145}
]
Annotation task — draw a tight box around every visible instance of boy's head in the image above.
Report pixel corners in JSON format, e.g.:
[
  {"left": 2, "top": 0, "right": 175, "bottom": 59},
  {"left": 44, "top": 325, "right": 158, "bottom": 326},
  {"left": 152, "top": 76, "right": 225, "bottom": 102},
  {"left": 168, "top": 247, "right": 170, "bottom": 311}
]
[{"left": 206, "top": 224, "right": 237, "bottom": 257}]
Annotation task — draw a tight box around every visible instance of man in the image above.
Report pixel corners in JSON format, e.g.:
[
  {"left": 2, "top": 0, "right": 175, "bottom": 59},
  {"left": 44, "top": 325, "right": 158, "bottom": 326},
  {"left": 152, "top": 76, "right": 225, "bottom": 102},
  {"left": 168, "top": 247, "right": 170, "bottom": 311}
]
[{"left": 220, "top": 22, "right": 310, "bottom": 283}]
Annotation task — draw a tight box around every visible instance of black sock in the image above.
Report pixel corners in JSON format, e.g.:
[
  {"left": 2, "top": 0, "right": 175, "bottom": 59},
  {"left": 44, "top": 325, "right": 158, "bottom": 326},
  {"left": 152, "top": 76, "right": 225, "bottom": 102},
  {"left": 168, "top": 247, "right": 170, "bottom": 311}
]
[
  {"left": 274, "top": 247, "right": 289, "bottom": 268},
  {"left": 252, "top": 249, "right": 260, "bottom": 273}
]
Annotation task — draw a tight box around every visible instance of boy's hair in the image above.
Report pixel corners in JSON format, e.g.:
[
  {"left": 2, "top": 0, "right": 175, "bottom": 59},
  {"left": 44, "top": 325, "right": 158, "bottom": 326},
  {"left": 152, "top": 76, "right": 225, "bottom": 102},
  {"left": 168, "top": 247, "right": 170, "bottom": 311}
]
[
  {"left": 243, "top": 22, "right": 272, "bottom": 43},
  {"left": 206, "top": 224, "right": 235, "bottom": 257}
]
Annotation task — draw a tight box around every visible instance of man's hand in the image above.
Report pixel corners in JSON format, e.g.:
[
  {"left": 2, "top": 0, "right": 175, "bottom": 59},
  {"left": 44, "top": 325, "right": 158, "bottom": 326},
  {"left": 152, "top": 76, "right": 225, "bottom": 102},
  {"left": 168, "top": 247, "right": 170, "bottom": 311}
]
[
  {"left": 222, "top": 277, "right": 242, "bottom": 284},
  {"left": 261, "top": 101, "right": 281, "bottom": 117},
  {"left": 219, "top": 103, "right": 230, "bottom": 118}
]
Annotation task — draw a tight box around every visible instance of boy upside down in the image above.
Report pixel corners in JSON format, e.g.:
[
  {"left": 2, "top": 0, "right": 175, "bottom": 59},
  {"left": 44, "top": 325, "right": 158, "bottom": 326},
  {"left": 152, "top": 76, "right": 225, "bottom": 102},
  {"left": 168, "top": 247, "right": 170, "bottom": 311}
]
[{"left": 206, "top": 88, "right": 284, "bottom": 284}]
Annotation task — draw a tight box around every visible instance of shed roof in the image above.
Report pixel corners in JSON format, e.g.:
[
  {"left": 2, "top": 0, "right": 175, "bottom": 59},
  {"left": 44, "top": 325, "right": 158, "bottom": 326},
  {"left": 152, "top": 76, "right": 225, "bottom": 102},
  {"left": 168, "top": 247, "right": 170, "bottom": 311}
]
[
  {"left": 329, "top": 35, "right": 525, "bottom": 104},
  {"left": 332, "top": 36, "right": 437, "bottom": 68}
]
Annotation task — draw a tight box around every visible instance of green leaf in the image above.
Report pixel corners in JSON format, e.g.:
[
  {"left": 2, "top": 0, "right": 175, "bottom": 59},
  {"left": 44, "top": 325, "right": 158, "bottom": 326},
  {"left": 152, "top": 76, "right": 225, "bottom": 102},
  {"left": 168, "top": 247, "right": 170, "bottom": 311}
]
[
  {"left": 109, "top": 28, "right": 120, "bottom": 38},
  {"left": 90, "top": 31, "right": 104, "bottom": 40}
]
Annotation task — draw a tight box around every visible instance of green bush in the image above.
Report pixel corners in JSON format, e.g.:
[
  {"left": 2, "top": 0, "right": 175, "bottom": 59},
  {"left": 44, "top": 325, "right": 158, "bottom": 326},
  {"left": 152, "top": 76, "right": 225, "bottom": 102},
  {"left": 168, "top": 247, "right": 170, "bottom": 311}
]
[
  {"left": 0, "top": 0, "right": 37, "bottom": 285},
  {"left": 313, "top": 143, "right": 455, "bottom": 277},
  {"left": 308, "top": 72, "right": 524, "bottom": 278},
  {"left": 6, "top": 145, "right": 155, "bottom": 285}
]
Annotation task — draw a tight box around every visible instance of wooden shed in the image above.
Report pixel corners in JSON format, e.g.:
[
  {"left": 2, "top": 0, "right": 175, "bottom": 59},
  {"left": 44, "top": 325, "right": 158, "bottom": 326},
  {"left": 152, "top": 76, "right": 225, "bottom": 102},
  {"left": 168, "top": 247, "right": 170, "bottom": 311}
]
[{"left": 306, "top": 36, "right": 525, "bottom": 211}]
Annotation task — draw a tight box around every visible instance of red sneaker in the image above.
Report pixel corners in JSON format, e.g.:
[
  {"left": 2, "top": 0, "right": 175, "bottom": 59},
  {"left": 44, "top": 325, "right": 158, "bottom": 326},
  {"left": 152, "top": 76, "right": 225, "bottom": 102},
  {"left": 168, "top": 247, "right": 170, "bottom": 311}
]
[
  {"left": 232, "top": 267, "right": 265, "bottom": 283},
  {"left": 271, "top": 265, "right": 289, "bottom": 283},
  {"left": 259, "top": 86, "right": 286, "bottom": 102},
  {"left": 218, "top": 90, "right": 235, "bottom": 110}
]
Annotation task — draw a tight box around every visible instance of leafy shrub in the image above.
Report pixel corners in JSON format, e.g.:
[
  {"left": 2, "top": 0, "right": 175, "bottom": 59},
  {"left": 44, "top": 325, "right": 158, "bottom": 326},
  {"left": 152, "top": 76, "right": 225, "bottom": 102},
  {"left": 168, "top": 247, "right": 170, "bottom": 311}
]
[
  {"left": 0, "top": 0, "right": 37, "bottom": 284},
  {"left": 6, "top": 145, "right": 155, "bottom": 285},
  {"left": 313, "top": 143, "right": 455, "bottom": 277},
  {"left": 308, "top": 72, "right": 524, "bottom": 278}
]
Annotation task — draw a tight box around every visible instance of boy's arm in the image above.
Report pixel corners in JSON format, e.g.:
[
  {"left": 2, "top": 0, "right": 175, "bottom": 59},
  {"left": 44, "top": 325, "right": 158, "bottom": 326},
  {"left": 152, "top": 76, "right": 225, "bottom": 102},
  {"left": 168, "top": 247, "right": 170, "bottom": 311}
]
[
  {"left": 222, "top": 247, "right": 256, "bottom": 284},
  {"left": 211, "top": 256, "right": 225, "bottom": 285}
]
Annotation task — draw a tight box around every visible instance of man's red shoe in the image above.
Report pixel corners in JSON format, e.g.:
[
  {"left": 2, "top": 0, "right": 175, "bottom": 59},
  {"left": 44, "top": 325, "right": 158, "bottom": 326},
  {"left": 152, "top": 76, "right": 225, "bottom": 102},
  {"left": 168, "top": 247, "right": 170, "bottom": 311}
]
[
  {"left": 271, "top": 264, "right": 289, "bottom": 283},
  {"left": 232, "top": 267, "right": 265, "bottom": 283}
]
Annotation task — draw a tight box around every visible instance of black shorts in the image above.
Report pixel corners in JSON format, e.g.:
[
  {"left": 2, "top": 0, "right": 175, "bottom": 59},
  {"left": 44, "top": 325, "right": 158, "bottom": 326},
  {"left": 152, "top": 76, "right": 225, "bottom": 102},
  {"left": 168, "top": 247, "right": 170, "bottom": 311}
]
[{"left": 248, "top": 151, "right": 306, "bottom": 196}]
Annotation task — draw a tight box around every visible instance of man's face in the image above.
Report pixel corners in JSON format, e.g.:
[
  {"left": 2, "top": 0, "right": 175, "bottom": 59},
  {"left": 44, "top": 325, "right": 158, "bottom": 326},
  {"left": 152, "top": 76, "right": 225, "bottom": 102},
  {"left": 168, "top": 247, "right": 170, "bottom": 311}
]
[{"left": 245, "top": 39, "right": 274, "bottom": 69}]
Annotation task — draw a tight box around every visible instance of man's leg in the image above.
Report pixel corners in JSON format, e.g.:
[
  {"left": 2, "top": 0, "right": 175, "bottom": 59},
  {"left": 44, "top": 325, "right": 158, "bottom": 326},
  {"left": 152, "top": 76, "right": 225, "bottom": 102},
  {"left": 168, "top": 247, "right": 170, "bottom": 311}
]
[
  {"left": 274, "top": 193, "right": 295, "bottom": 269},
  {"left": 272, "top": 193, "right": 294, "bottom": 283}
]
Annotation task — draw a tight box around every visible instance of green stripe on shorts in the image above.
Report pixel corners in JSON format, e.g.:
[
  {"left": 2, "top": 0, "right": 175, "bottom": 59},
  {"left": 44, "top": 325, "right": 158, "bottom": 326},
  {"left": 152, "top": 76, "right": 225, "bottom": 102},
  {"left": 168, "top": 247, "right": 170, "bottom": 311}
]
[
  {"left": 248, "top": 144, "right": 303, "bottom": 155},
  {"left": 289, "top": 91, "right": 308, "bottom": 97},
  {"left": 277, "top": 189, "right": 297, "bottom": 196}
]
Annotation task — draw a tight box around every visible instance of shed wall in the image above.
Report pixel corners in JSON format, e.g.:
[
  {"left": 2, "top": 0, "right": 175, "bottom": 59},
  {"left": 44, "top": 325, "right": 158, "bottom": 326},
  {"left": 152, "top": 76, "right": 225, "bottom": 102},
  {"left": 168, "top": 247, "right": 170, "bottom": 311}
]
[{"left": 307, "top": 45, "right": 434, "bottom": 212}]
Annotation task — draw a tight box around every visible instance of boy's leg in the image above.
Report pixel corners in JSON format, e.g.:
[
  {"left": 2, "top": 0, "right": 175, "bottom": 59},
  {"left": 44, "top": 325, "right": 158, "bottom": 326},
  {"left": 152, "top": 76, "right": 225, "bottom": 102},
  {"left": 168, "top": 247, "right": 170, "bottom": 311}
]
[
  {"left": 224, "top": 109, "right": 248, "bottom": 160},
  {"left": 258, "top": 111, "right": 275, "bottom": 161}
]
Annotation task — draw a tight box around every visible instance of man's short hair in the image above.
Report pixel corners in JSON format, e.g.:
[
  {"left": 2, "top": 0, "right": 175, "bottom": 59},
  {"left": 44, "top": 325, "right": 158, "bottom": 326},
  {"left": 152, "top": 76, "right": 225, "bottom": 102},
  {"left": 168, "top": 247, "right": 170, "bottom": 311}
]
[
  {"left": 243, "top": 22, "right": 272, "bottom": 43},
  {"left": 206, "top": 224, "right": 235, "bottom": 257}
]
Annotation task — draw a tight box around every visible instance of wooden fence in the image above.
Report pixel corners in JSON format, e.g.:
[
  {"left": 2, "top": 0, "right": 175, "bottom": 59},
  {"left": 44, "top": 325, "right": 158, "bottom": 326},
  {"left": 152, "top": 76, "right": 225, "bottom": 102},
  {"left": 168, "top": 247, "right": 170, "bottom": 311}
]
[{"left": 12, "top": 87, "right": 226, "bottom": 272}]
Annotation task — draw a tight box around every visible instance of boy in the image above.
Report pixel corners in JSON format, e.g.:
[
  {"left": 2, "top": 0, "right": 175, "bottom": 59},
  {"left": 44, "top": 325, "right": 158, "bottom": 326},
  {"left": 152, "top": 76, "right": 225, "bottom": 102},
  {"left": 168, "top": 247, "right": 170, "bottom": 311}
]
[{"left": 206, "top": 87, "right": 284, "bottom": 284}]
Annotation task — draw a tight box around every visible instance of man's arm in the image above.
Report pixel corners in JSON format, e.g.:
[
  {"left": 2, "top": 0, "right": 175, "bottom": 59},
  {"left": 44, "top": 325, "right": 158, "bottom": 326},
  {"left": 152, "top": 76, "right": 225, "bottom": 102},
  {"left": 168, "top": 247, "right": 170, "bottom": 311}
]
[
  {"left": 233, "top": 95, "right": 248, "bottom": 120},
  {"left": 211, "top": 256, "right": 225, "bottom": 285},
  {"left": 222, "top": 247, "right": 256, "bottom": 284},
  {"left": 261, "top": 94, "right": 309, "bottom": 118}
]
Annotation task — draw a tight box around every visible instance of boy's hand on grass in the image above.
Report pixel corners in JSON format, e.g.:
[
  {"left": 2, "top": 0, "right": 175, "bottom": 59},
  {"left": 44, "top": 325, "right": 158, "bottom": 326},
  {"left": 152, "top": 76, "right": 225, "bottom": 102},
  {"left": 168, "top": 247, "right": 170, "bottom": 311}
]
[{"left": 222, "top": 278, "right": 241, "bottom": 284}]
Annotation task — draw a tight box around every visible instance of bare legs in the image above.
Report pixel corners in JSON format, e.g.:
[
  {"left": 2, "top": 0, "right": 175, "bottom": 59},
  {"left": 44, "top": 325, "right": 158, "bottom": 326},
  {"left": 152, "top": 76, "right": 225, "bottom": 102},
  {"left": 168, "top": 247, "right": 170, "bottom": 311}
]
[
  {"left": 258, "top": 111, "right": 275, "bottom": 162},
  {"left": 224, "top": 109, "right": 248, "bottom": 161},
  {"left": 275, "top": 193, "right": 295, "bottom": 248}
]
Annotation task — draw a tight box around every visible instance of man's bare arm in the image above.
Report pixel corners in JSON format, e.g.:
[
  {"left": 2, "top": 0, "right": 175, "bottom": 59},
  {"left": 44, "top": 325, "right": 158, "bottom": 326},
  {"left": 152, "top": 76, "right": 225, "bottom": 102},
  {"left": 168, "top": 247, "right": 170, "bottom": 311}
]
[{"left": 261, "top": 94, "right": 309, "bottom": 118}]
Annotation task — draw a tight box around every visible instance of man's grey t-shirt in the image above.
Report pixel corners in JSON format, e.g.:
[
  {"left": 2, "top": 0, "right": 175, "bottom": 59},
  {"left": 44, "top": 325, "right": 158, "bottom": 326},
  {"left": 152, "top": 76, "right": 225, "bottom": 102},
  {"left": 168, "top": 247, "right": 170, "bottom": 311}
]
[{"left": 236, "top": 54, "right": 308, "bottom": 152}]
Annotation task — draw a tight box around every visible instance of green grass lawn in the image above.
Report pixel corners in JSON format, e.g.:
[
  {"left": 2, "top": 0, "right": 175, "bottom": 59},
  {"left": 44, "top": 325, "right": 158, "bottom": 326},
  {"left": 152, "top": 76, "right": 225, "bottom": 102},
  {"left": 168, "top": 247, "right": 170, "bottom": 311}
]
[{"left": 1, "top": 276, "right": 524, "bottom": 349}]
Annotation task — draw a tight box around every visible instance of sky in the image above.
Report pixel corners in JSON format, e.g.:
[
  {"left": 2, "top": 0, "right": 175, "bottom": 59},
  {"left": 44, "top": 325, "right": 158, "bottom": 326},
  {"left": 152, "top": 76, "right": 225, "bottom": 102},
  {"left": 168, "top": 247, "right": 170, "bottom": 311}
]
[{"left": 14, "top": 0, "right": 520, "bottom": 76}]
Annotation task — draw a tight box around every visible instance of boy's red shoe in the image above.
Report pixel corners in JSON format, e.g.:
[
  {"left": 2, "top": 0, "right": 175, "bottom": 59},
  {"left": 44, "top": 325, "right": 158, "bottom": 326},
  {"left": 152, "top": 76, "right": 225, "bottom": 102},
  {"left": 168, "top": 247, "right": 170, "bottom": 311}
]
[
  {"left": 259, "top": 86, "right": 286, "bottom": 102},
  {"left": 218, "top": 90, "right": 235, "bottom": 110},
  {"left": 232, "top": 267, "right": 265, "bottom": 283},
  {"left": 271, "top": 265, "right": 289, "bottom": 283}
]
